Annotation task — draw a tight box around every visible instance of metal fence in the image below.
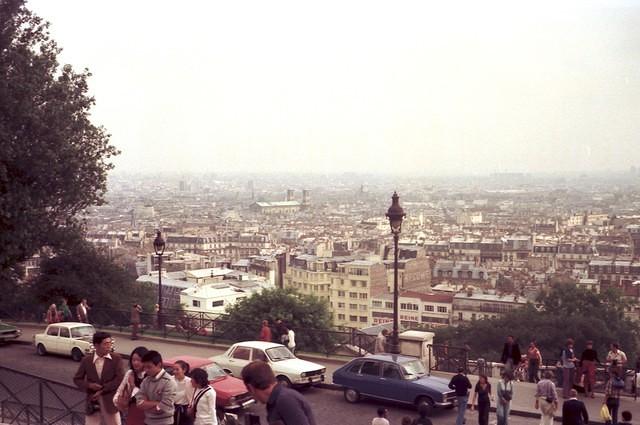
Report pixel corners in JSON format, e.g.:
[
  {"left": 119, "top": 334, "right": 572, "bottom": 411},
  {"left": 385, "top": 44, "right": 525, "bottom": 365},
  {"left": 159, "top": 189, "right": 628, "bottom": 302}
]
[{"left": 0, "top": 367, "right": 85, "bottom": 425}]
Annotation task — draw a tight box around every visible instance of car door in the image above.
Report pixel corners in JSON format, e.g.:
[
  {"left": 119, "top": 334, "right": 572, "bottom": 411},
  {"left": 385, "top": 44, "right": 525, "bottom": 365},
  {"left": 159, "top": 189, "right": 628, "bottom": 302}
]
[
  {"left": 380, "top": 362, "right": 408, "bottom": 402},
  {"left": 226, "top": 346, "right": 252, "bottom": 376},
  {"left": 57, "top": 326, "right": 72, "bottom": 355},
  {"left": 43, "top": 326, "right": 60, "bottom": 353},
  {"left": 357, "top": 360, "right": 383, "bottom": 398}
]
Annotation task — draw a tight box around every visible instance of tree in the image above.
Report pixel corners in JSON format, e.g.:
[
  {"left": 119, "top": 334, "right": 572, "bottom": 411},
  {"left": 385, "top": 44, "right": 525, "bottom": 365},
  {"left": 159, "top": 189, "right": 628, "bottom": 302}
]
[
  {"left": 435, "top": 285, "right": 640, "bottom": 365},
  {"left": 219, "top": 287, "right": 336, "bottom": 353},
  {"left": 27, "top": 235, "right": 154, "bottom": 321},
  {"left": 0, "top": 0, "right": 118, "bottom": 272}
]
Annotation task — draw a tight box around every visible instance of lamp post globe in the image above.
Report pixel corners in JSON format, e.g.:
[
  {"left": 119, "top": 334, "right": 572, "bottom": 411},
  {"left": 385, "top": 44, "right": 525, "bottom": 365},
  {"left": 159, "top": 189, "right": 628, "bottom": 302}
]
[
  {"left": 153, "top": 231, "right": 165, "bottom": 328},
  {"left": 386, "top": 192, "right": 405, "bottom": 355}
]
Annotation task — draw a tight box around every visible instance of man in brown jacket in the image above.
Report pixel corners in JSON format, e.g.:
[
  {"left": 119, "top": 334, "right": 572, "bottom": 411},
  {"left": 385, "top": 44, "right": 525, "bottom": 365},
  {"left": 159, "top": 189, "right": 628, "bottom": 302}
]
[{"left": 73, "top": 331, "right": 124, "bottom": 425}]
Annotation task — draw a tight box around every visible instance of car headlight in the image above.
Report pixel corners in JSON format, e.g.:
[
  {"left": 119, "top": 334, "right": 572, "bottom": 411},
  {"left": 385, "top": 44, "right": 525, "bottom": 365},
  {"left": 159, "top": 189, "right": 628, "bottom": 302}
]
[{"left": 300, "top": 372, "right": 306, "bottom": 378}]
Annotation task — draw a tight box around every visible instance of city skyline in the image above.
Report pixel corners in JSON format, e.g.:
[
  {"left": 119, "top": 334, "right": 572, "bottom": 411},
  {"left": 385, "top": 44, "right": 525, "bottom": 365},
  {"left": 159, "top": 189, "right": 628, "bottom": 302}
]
[{"left": 29, "top": 0, "right": 640, "bottom": 175}]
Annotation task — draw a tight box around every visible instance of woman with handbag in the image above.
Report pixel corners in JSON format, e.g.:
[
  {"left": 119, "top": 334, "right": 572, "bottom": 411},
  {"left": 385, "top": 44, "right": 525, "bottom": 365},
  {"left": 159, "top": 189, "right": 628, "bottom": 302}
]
[
  {"left": 471, "top": 374, "right": 493, "bottom": 425},
  {"left": 174, "top": 360, "right": 194, "bottom": 425},
  {"left": 113, "top": 346, "right": 148, "bottom": 425},
  {"left": 497, "top": 371, "right": 514, "bottom": 425},
  {"left": 188, "top": 368, "right": 218, "bottom": 425}
]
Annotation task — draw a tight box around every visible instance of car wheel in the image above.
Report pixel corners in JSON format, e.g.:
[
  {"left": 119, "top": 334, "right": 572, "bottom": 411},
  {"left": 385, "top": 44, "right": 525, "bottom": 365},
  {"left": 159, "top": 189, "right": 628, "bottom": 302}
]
[
  {"left": 276, "top": 375, "right": 292, "bottom": 388},
  {"left": 36, "top": 343, "right": 47, "bottom": 356},
  {"left": 343, "top": 388, "right": 361, "bottom": 403},
  {"left": 71, "top": 348, "right": 83, "bottom": 362},
  {"left": 415, "top": 396, "right": 434, "bottom": 412}
]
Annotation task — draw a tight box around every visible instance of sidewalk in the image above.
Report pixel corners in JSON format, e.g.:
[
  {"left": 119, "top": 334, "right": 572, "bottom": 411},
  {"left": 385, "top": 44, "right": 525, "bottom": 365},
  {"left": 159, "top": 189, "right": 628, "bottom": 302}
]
[{"left": 11, "top": 322, "right": 640, "bottom": 423}]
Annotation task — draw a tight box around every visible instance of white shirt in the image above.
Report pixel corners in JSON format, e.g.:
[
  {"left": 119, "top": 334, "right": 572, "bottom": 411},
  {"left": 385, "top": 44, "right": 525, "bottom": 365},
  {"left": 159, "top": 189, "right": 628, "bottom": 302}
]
[
  {"left": 192, "top": 386, "right": 218, "bottom": 425},
  {"left": 607, "top": 350, "right": 627, "bottom": 364},
  {"left": 93, "top": 353, "right": 112, "bottom": 378},
  {"left": 372, "top": 418, "right": 390, "bottom": 425},
  {"left": 287, "top": 330, "right": 296, "bottom": 348},
  {"left": 174, "top": 376, "right": 194, "bottom": 405}
]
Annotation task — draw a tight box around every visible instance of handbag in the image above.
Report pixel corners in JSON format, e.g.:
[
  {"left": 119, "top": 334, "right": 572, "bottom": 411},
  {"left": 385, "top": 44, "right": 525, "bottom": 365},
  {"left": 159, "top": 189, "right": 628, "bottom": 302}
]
[
  {"left": 612, "top": 376, "right": 625, "bottom": 389},
  {"left": 600, "top": 403, "right": 612, "bottom": 422}
]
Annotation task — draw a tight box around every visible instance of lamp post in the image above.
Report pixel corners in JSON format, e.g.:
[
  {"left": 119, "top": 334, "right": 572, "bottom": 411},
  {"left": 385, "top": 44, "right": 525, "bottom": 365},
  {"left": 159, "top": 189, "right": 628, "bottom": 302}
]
[
  {"left": 386, "top": 192, "right": 405, "bottom": 355},
  {"left": 153, "top": 230, "right": 166, "bottom": 328}
]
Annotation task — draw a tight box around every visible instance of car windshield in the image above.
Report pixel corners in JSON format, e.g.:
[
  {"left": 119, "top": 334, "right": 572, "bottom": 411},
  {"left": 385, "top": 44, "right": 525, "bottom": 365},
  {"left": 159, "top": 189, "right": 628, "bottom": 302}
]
[
  {"left": 400, "top": 359, "right": 427, "bottom": 379},
  {"left": 205, "top": 363, "right": 228, "bottom": 380},
  {"left": 266, "top": 346, "right": 296, "bottom": 362},
  {"left": 71, "top": 326, "right": 95, "bottom": 338}
]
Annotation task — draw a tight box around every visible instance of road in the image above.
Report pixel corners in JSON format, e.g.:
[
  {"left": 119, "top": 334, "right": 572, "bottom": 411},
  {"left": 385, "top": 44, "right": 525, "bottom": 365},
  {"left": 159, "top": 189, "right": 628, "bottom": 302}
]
[{"left": 0, "top": 342, "right": 544, "bottom": 425}]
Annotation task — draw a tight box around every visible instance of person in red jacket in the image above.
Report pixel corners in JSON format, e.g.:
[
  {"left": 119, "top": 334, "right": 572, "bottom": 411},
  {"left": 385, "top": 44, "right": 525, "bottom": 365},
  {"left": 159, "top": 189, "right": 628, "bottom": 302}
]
[{"left": 259, "top": 320, "right": 272, "bottom": 342}]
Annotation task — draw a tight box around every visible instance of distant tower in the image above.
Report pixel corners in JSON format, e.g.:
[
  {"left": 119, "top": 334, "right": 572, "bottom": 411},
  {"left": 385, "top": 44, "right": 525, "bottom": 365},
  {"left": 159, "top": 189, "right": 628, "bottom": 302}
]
[
  {"left": 130, "top": 209, "right": 136, "bottom": 227},
  {"left": 247, "top": 180, "right": 255, "bottom": 200},
  {"left": 179, "top": 180, "right": 186, "bottom": 192},
  {"left": 286, "top": 189, "right": 295, "bottom": 201},
  {"left": 302, "top": 189, "right": 310, "bottom": 207}
]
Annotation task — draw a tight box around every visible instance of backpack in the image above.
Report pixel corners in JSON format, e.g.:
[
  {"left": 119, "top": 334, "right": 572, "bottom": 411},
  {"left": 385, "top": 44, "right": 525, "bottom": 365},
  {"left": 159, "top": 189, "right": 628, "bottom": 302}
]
[{"left": 612, "top": 376, "right": 625, "bottom": 389}]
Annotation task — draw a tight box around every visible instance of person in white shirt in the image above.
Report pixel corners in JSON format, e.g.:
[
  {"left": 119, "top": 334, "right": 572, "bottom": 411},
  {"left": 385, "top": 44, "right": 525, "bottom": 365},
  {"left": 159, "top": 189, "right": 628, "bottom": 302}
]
[
  {"left": 173, "top": 360, "right": 194, "bottom": 425},
  {"left": 372, "top": 407, "right": 390, "bottom": 425},
  {"left": 189, "top": 368, "right": 217, "bottom": 425},
  {"left": 285, "top": 327, "right": 296, "bottom": 354}
]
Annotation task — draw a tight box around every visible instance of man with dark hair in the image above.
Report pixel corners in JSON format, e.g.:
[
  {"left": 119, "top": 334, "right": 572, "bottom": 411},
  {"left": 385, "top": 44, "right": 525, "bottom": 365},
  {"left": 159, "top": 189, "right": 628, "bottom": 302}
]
[
  {"left": 448, "top": 367, "right": 472, "bottom": 425},
  {"left": 135, "top": 350, "right": 176, "bottom": 425},
  {"left": 73, "top": 332, "right": 123, "bottom": 425},
  {"left": 562, "top": 389, "right": 588, "bottom": 425},
  {"left": 500, "top": 335, "right": 521, "bottom": 374},
  {"left": 241, "top": 361, "right": 316, "bottom": 425}
]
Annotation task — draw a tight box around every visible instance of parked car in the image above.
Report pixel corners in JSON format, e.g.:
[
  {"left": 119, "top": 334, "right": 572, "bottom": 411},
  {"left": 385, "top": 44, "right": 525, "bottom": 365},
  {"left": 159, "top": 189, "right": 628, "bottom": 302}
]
[
  {"left": 33, "top": 322, "right": 96, "bottom": 361},
  {"left": 0, "top": 321, "right": 22, "bottom": 343},
  {"left": 211, "top": 341, "right": 326, "bottom": 387},
  {"left": 332, "top": 354, "right": 457, "bottom": 409},
  {"left": 163, "top": 355, "right": 255, "bottom": 416}
]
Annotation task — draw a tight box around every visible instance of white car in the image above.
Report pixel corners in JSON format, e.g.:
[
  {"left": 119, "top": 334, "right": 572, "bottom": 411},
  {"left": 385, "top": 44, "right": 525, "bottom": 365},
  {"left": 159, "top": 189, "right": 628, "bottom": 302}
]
[
  {"left": 212, "top": 341, "right": 326, "bottom": 387},
  {"left": 34, "top": 322, "right": 96, "bottom": 361}
]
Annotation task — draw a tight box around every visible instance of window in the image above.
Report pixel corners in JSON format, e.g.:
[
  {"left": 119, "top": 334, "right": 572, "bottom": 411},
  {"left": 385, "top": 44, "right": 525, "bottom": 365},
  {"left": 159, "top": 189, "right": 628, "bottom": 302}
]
[
  {"left": 349, "top": 315, "right": 358, "bottom": 322},
  {"left": 359, "top": 316, "right": 368, "bottom": 322},
  {"left": 437, "top": 306, "right": 447, "bottom": 313},
  {"left": 338, "top": 291, "right": 346, "bottom": 297},
  {"left": 425, "top": 305, "right": 434, "bottom": 312},
  {"left": 252, "top": 349, "right": 268, "bottom": 362},
  {"left": 359, "top": 293, "right": 368, "bottom": 299},
  {"left": 338, "top": 314, "right": 345, "bottom": 320},
  {"left": 382, "top": 363, "right": 401, "bottom": 380},
  {"left": 350, "top": 303, "right": 358, "bottom": 309},
  {"left": 192, "top": 300, "right": 201, "bottom": 307},
  {"left": 338, "top": 302, "right": 345, "bottom": 308},
  {"left": 212, "top": 300, "right": 224, "bottom": 307},
  {"left": 372, "top": 301, "right": 383, "bottom": 308},
  {"left": 385, "top": 302, "right": 393, "bottom": 309},
  {"left": 360, "top": 281, "right": 367, "bottom": 287},
  {"left": 59, "top": 328, "right": 70, "bottom": 338},
  {"left": 351, "top": 280, "right": 357, "bottom": 287},
  {"left": 360, "top": 361, "right": 380, "bottom": 376},
  {"left": 348, "top": 361, "right": 363, "bottom": 374},
  {"left": 360, "top": 304, "right": 367, "bottom": 311},
  {"left": 232, "top": 347, "right": 251, "bottom": 360},
  {"left": 349, "top": 292, "right": 358, "bottom": 299}
]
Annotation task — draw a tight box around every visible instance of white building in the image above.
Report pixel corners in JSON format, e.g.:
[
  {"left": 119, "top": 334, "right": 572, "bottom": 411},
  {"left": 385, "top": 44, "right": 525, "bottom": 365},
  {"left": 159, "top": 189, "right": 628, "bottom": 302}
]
[{"left": 180, "top": 279, "right": 273, "bottom": 315}]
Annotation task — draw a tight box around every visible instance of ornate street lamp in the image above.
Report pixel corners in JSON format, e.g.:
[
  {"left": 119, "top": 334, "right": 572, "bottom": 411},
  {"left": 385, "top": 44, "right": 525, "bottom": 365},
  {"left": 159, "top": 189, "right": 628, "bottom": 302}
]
[
  {"left": 153, "top": 230, "right": 166, "bottom": 328},
  {"left": 386, "top": 192, "right": 405, "bottom": 354}
]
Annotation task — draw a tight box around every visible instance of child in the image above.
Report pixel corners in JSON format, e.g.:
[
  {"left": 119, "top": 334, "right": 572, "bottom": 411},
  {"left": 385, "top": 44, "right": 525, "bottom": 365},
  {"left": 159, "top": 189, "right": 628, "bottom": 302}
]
[
  {"left": 189, "top": 368, "right": 217, "bottom": 425},
  {"left": 372, "top": 407, "right": 389, "bottom": 425},
  {"left": 620, "top": 411, "right": 633, "bottom": 425},
  {"left": 135, "top": 350, "right": 177, "bottom": 425}
]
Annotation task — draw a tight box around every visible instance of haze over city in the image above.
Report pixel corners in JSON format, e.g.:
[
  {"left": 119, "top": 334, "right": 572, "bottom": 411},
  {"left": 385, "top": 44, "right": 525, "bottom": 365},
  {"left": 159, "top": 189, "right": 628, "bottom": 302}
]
[{"left": 28, "top": 0, "right": 640, "bottom": 176}]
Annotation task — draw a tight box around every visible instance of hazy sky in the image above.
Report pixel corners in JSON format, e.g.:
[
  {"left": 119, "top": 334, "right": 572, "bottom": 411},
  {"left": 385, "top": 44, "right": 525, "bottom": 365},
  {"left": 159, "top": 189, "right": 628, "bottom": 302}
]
[{"left": 28, "top": 0, "right": 640, "bottom": 175}]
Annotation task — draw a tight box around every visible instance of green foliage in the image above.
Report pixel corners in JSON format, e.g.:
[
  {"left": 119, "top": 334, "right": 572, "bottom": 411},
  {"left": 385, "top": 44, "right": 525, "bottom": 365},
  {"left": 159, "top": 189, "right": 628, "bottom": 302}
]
[
  {"left": 436, "top": 285, "right": 640, "bottom": 365},
  {"left": 28, "top": 235, "right": 153, "bottom": 312},
  {"left": 0, "top": 0, "right": 118, "bottom": 271},
  {"left": 219, "top": 287, "right": 336, "bottom": 353}
]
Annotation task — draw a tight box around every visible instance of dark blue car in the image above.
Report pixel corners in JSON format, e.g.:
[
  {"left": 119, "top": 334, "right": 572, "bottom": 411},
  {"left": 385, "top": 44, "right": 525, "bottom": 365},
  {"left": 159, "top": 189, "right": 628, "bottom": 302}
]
[{"left": 333, "top": 354, "right": 456, "bottom": 409}]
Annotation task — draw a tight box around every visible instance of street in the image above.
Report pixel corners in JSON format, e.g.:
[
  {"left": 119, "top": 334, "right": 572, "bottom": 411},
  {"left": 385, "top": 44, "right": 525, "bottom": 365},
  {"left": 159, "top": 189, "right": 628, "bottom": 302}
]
[{"left": 0, "top": 342, "right": 544, "bottom": 425}]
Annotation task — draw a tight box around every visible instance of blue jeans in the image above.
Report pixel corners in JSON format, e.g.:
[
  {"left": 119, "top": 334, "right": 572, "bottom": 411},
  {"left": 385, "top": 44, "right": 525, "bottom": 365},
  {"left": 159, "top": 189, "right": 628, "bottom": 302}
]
[
  {"left": 456, "top": 395, "right": 468, "bottom": 425},
  {"left": 497, "top": 400, "right": 510, "bottom": 425}
]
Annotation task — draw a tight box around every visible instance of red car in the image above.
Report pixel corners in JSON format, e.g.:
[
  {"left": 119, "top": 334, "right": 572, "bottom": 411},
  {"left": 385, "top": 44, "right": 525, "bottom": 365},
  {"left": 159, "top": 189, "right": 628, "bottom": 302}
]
[{"left": 163, "top": 355, "right": 255, "bottom": 412}]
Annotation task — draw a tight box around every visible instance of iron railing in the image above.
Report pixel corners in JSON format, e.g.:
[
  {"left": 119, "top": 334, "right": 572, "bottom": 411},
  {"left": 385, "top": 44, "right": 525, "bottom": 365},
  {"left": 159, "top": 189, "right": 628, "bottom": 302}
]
[{"left": 0, "top": 367, "right": 85, "bottom": 425}]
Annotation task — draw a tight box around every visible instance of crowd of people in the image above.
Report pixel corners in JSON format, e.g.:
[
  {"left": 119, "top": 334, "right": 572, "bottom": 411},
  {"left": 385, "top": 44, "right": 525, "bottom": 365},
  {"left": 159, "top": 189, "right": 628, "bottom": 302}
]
[
  {"left": 46, "top": 297, "right": 91, "bottom": 324},
  {"left": 72, "top": 331, "right": 319, "bottom": 425}
]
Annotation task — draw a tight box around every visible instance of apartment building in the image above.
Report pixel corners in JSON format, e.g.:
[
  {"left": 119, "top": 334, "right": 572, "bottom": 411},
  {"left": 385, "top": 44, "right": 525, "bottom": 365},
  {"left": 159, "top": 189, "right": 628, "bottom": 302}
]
[
  {"left": 556, "top": 243, "right": 593, "bottom": 270},
  {"left": 371, "top": 291, "right": 453, "bottom": 327},
  {"left": 383, "top": 256, "right": 431, "bottom": 292},
  {"left": 452, "top": 292, "right": 528, "bottom": 323},
  {"left": 331, "top": 260, "right": 387, "bottom": 328},
  {"left": 432, "top": 260, "right": 489, "bottom": 282},
  {"left": 502, "top": 235, "right": 532, "bottom": 261},
  {"left": 283, "top": 255, "right": 350, "bottom": 302}
]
